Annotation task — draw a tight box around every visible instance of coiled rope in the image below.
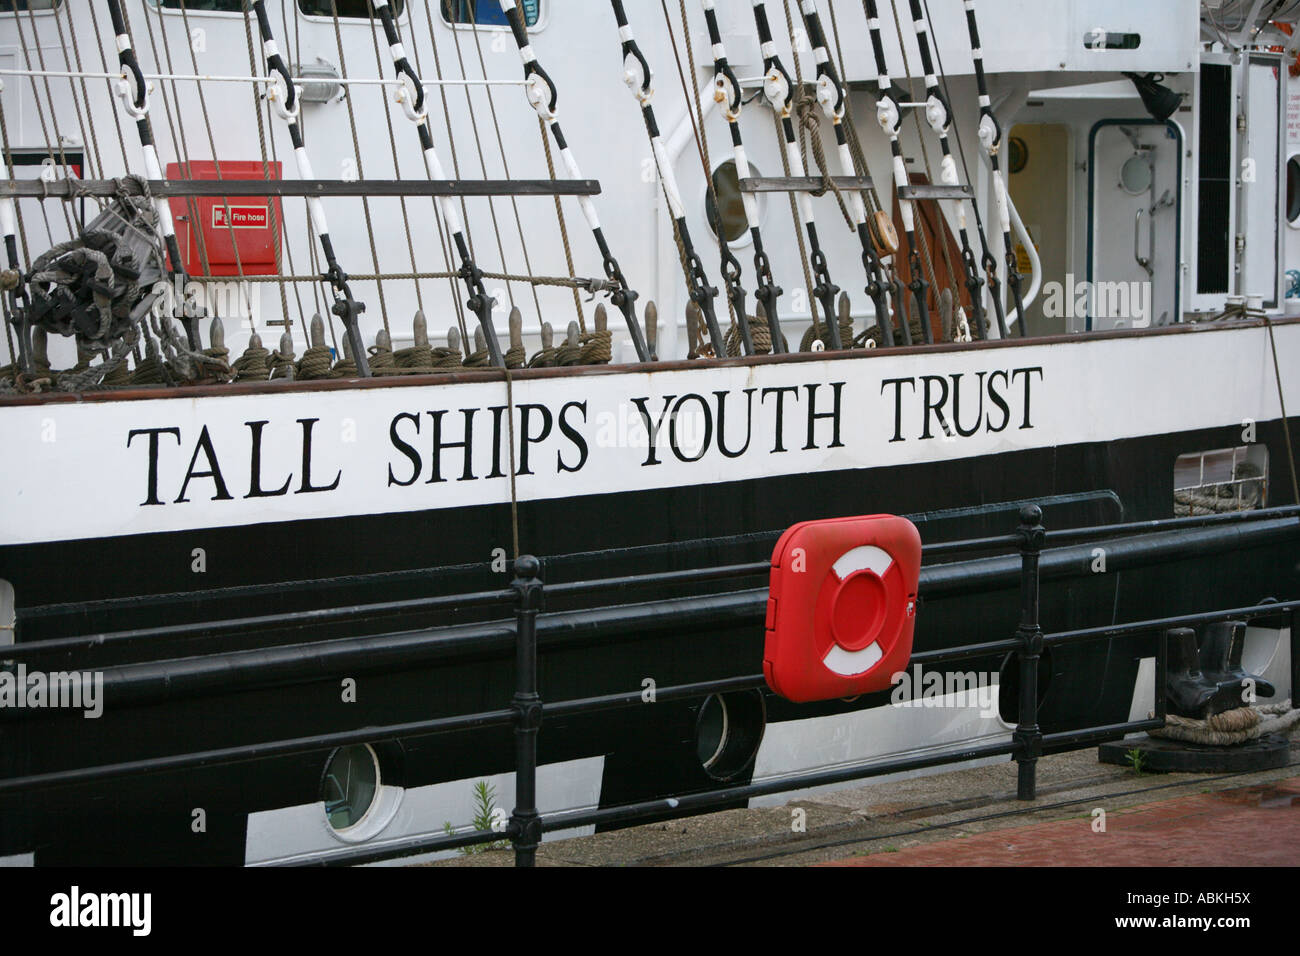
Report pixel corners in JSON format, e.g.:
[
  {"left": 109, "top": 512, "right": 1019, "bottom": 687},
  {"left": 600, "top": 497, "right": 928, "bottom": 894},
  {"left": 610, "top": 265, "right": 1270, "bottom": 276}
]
[{"left": 1151, "top": 700, "right": 1300, "bottom": 746}]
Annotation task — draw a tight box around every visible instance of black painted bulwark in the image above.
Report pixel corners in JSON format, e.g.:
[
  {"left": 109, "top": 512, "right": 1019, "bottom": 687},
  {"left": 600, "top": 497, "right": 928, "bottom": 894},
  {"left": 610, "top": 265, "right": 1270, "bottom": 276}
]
[{"left": 0, "top": 432, "right": 1297, "bottom": 863}]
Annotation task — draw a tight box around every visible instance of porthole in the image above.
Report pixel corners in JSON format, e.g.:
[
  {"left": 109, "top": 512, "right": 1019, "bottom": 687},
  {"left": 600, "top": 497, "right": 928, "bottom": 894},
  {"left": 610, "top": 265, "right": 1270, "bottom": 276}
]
[
  {"left": 1008, "top": 136, "right": 1029, "bottom": 175},
  {"left": 694, "top": 690, "right": 766, "bottom": 782},
  {"left": 321, "top": 744, "right": 380, "bottom": 833},
  {"left": 1120, "top": 154, "right": 1153, "bottom": 195},
  {"left": 705, "top": 159, "right": 755, "bottom": 246},
  {"left": 696, "top": 695, "right": 729, "bottom": 771}
]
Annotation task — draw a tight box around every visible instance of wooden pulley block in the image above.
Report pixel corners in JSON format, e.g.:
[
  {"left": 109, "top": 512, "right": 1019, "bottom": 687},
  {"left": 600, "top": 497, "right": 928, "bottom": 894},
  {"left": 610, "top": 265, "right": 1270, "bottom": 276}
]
[{"left": 867, "top": 209, "right": 899, "bottom": 258}]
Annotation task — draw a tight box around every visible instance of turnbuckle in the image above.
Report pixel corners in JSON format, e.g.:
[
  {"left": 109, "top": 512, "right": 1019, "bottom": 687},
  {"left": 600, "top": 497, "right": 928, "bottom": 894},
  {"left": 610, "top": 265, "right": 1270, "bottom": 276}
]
[
  {"left": 324, "top": 266, "right": 371, "bottom": 377},
  {"left": 810, "top": 249, "right": 842, "bottom": 351},
  {"left": 961, "top": 245, "right": 988, "bottom": 340},
  {"left": 907, "top": 249, "right": 934, "bottom": 345},
  {"left": 752, "top": 248, "right": 785, "bottom": 354}
]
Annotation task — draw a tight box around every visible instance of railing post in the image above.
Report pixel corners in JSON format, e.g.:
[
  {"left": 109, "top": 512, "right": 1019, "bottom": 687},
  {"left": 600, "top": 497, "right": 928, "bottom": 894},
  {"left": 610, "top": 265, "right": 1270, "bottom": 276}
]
[
  {"left": 1013, "top": 504, "right": 1045, "bottom": 800},
  {"left": 508, "top": 555, "right": 544, "bottom": 867}
]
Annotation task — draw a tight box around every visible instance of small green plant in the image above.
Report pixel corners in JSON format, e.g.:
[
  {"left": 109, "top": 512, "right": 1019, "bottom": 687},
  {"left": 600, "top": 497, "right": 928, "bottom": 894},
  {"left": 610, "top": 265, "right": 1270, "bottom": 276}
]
[
  {"left": 444, "top": 780, "right": 510, "bottom": 855},
  {"left": 1125, "top": 747, "right": 1147, "bottom": 776}
]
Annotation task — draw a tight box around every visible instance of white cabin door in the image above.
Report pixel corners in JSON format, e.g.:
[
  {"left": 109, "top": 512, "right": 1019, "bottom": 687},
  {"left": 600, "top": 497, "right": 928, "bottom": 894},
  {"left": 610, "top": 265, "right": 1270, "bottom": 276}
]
[{"left": 1089, "top": 120, "right": 1183, "bottom": 330}]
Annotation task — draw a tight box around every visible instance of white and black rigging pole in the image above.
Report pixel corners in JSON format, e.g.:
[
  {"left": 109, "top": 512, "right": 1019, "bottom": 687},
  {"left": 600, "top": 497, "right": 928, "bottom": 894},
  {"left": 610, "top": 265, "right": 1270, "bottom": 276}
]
[
  {"left": 105, "top": 0, "right": 205, "bottom": 351},
  {"left": 1, "top": 174, "right": 31, "bottom": 372},
  {"left": 700, "top": 0, "right": 777, "bottom": 355},
  {"left": 610, "top": 0, "right": 725, "bottom": 358},
  {"left": 249, "top": 0, "right": 370, "bottom": 375},
  {"left": 750, "top": 0, "right": 846, "bottom": 350},
  {"left": 796, "top": 0, "right": 895, "bottom": 346},
  {"left": 861, "top": 0, "right": 944, "bottom": 346},
  {"left": 960, "top": 0, "right": 1019, "bottom": 338},
  {"left": 497, "top": 0, "right": 651, "bottom": 363},
  {"left": 371, "top": 0, "right": 502, "bottom": 367},
  {"left": 904, "top": 0, "right": 988, "bottom": 341}
]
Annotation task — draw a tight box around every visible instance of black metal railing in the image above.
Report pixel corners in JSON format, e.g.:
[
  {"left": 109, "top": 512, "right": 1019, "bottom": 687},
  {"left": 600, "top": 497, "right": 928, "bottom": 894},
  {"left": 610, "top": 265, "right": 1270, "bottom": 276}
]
[{"left": 1, "top": 504, "right": 1297, "bottom": 867}]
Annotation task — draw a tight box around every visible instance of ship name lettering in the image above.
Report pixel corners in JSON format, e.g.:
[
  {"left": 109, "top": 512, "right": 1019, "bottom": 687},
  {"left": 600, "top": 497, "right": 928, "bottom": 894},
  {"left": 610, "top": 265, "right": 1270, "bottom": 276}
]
[
  {"left": 127, "top": 418, "right": 341, "bottom": 507},
  {"left": 630, "top": 382, "right": 844, "bottom": 467},
  {"left": 881, "top": 367, "right": 1044, "bottom": 442},
  {"left": 385, "top": 401, "right": 589, "bottom": 486}
]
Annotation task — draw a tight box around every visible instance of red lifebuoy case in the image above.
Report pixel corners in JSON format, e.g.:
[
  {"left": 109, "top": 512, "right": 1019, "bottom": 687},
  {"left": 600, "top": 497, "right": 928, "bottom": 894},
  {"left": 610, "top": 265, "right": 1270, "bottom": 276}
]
[{"left": 764, "top": 514, "right": 921, "bottom": 703}]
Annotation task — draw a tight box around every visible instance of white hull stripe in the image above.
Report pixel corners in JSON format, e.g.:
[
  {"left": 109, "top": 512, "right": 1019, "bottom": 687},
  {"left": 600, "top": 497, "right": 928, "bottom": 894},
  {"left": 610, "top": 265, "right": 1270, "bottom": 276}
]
[{"left": 1, "top": 325, "right": 1297, "bottom": 546}]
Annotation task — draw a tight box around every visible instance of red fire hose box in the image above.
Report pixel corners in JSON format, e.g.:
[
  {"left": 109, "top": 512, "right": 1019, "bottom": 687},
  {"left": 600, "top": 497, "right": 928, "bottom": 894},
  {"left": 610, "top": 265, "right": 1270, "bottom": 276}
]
[{"left": 165, "top": 160, "right": 283, "bottom": 276}]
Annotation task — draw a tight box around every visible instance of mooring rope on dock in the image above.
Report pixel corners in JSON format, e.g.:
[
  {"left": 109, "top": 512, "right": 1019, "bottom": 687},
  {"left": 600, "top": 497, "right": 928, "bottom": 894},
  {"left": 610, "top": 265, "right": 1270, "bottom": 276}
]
[{"left": 1151, "top": 700, "right": 1300, "bottom": 746}]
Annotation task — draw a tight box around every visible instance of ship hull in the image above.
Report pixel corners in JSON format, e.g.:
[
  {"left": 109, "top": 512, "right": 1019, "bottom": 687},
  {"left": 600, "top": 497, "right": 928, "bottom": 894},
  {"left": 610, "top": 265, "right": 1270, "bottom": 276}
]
[{"left": 2, "top": 320, "right": 1298, "bottom": 864}]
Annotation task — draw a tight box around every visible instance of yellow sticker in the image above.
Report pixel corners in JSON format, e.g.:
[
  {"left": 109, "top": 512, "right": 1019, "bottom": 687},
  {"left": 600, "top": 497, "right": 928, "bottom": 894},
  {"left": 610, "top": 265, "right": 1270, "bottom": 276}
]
[{"left": 1014, "top": 243, "right": 1036, "bottom": 276}]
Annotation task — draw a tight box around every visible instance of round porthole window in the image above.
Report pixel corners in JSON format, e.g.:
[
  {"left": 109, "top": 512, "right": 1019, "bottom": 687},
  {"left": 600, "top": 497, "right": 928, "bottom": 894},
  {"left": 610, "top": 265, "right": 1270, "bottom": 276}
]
[
  {"left": 1008, "top": 135, "right": 1029, "bottom": 175},
  {"left": 705, "top": 159, "right": 755, "bottom": 246},
  {"left": 694, "top": 690, "right": 766, "bottom": 782},
  {"left": 1120, "top": 154, "right": 1153, "bottom": 195},
  {"left": 322, "top": 744, "right": 381, "bottom": 833},
  {"left": 696, "top": 694, "right": 730, "bottom": 772}
]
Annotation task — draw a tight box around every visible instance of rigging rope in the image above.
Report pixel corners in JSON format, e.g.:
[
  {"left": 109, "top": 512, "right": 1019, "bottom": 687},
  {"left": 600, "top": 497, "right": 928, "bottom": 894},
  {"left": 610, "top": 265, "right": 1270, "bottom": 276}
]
[
  {"left": 797, "top": 0, "right": 894, "bottom": 346},
  {"left": 100, "top": 0, "right": 206, "bottom": 353},
  {"left": 918, "top": 0, "right": 993, "bottom": 340},
  {"left": 609, "top": 0, "right": 724, "bottom": 358},
  {"left": 701, "top": 0, "right": 786, "bottom": 353},
  {"left": 0, "top": 96, "right": 31, "bottom": 374},
  {"left": 752, "top": 0, "right": 845, "bottom": 349},
  {"left": 445, "top": 8, "right": 519, "bottom": 320},
  {"left": 363, "top": 3, "right": 425, "bottom": 319},
  {"left": 497, "top": 0, "right": 651, "bottom": 363},
  {"left": 956, "top": 0, "right": 1019, "bottom": 338},
  {"left": 889, "top": 0, "right": 958, "bottom": 326},
  {"left": 859, "top": 0, "right": 938, "bottom": 346},
  {"left": 901, "top": 0, "right": 985, "bottom": 342},
  {"left": 462, "top": 11, "right": 547, "bottom": 333},
  {"left": 246, "top": 0, "right": 369, "bottom": 375},
  {"left": 416, "top": 1, "right": 475, "bottom": 347},
  {"left": 667, "top": 0, "right": 747, "bottom": 352},
  {"left": 371, "top": 0, "right": 504, "bottom": 367},
  {"left": 324, "top": 3, "right": 391, "bottom": 336}
]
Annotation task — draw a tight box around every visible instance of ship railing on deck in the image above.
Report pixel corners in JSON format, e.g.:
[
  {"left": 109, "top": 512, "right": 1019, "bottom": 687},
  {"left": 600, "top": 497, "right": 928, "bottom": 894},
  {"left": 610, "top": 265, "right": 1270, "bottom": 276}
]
[{"left": 1, "top": 504, "right": 1299, "bottom": 866}]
